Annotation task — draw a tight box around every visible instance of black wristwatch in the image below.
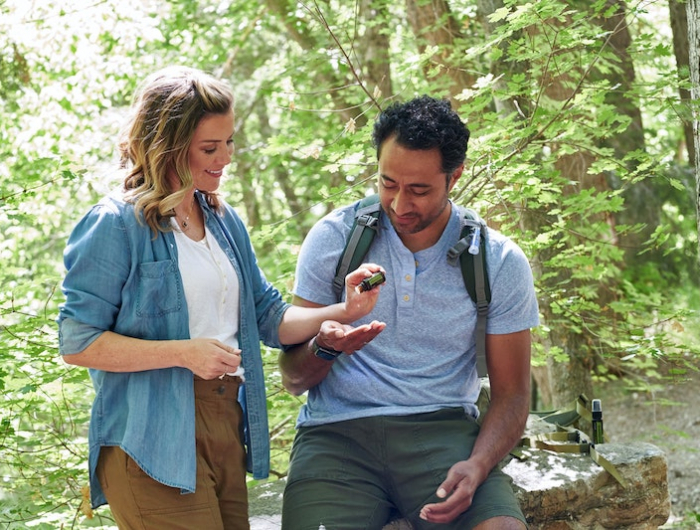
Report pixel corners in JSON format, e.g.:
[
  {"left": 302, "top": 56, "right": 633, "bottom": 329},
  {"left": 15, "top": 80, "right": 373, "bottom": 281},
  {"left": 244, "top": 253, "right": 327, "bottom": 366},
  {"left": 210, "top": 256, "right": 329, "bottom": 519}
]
[{"left": 311, "top": 337, "right": 343, "bottom": 361}]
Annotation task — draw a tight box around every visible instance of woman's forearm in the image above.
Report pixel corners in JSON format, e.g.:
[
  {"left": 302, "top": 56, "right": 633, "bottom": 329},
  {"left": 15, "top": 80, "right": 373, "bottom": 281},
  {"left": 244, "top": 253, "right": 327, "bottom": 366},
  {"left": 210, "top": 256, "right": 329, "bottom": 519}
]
[
  {"left": 278, "top": 263, "right": 384, "bottom": 345},
  {"left": 62, "top": 331, "right": 242, "bottom": 380},
  {"left": 277, "top": 303, "right": 351, "bottom": 345},
  {"left": 62, "top": 331, "right": 188, "bottom": 372}
]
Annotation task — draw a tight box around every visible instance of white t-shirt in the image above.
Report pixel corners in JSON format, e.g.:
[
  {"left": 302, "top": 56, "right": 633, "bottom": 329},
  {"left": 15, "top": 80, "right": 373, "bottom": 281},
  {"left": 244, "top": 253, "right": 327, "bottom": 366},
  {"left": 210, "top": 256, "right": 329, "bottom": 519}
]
[{"left": 173, "top": 220, "right": 243, "bottom": 377}]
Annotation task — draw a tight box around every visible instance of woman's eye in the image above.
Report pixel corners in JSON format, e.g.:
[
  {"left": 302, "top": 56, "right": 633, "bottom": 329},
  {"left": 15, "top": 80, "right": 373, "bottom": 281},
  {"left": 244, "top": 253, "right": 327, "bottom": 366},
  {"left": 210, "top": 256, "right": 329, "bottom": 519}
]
[{"left": 204, "top": 148, "right": 216, "bottom": 154}]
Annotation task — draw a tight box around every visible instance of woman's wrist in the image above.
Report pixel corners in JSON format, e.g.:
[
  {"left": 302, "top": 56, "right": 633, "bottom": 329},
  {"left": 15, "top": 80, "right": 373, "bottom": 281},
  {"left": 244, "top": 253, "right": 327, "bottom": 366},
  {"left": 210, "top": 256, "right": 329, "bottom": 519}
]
[{"left": 342, "top": 298, "right": 370, "bottom": 324}]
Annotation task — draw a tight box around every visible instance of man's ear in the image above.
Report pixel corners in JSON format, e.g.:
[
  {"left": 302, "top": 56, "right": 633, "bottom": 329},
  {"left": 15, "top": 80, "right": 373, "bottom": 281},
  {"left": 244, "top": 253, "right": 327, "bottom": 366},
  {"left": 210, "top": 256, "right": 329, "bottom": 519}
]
[{"left": 447, "top": 164, "right": 464, "bottom": 191}]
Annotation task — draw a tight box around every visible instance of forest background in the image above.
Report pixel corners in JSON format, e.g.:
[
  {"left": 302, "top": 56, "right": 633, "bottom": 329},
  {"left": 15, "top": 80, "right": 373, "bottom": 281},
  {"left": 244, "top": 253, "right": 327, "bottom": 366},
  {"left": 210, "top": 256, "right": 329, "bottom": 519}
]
[{"left": 1, "top": 0, "right": 699, "bottom": 528}]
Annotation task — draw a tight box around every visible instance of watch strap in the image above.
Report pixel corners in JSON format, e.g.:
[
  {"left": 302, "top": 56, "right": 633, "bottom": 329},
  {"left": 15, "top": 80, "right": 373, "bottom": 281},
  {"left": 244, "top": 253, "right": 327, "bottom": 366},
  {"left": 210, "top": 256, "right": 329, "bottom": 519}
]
[{"left": 311, "top": 337, "right": 342, "bottom": 361}]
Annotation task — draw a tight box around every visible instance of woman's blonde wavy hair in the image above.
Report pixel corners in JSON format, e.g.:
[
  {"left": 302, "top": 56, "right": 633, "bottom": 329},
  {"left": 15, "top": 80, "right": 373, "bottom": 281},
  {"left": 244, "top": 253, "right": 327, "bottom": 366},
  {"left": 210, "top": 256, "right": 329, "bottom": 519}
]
[{"left": 119, "top": 66, "right": 234, "bottom": 236}]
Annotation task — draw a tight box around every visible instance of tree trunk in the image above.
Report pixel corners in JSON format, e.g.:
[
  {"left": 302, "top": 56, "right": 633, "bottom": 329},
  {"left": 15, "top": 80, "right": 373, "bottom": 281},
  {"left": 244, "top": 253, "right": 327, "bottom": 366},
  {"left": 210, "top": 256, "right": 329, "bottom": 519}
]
[
  {"left": 591, "top": 0, "right": 645, "bottom": 158},
  {"left": 476, "top": 0, "right": 530, "bottom": 120},
  {"left": 357, "top": 0, "right": 394, "bottom": 102},
  {"left": 473, "top": 0, "right": 604, "bottom": 408},
  {"left": 262, "top": 0, "right": 396, "bottom": 212},
  {"left": 266, "top": 0, "right": 392, "bottom": 127},
  {"left": 689, "top": 0, "right": 700, "bottom": 260},
  {"left": 265, "top": 0, "right": 364, "bottom": 128},
  {"left": 670, "top": 0, "right": 696, "bottom": 166},
  {"left": 404, "top": 0, "right": 476, "bottom": 102},
  {"left": 587, "top": 0, "right": 657, "bottom": 274}
]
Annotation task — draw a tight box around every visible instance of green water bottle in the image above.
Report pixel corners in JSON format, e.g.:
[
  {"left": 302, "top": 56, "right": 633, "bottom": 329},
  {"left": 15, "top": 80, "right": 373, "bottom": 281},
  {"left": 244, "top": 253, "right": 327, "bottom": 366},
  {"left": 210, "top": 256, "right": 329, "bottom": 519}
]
[{"left": 591, "top": 399, "right": 604, "bottom": 444}]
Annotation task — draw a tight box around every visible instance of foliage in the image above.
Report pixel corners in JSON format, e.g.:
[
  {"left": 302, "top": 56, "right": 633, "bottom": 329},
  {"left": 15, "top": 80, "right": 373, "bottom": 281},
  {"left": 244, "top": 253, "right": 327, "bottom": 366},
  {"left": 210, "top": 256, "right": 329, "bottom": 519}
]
[{"left": 1, "top": 0, "right": 698, "bottom": 527}]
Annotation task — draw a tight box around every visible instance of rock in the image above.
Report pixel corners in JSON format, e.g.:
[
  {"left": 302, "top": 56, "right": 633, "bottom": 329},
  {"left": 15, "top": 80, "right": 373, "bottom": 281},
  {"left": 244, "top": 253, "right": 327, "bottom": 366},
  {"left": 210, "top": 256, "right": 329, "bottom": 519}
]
[
  {"left": 507, "top": 442, "right": 671, "bottom": 529},
  {"left": 249, "top": 479, "right": 285, "bottom": 529}
]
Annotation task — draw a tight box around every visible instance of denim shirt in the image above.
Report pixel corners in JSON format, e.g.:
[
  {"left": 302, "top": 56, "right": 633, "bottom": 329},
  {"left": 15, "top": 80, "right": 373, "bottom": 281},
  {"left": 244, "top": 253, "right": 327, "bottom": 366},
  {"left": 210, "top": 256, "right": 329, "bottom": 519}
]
[{"left": 58, "top": 191, "right": 289, "bottom": 508}]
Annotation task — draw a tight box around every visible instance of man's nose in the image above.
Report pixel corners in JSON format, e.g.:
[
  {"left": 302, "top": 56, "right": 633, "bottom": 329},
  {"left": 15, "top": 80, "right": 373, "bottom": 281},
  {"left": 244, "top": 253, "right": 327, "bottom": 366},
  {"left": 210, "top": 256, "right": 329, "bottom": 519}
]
[{"left": 392, "top": 191, "right": 411, "bottom": 215}]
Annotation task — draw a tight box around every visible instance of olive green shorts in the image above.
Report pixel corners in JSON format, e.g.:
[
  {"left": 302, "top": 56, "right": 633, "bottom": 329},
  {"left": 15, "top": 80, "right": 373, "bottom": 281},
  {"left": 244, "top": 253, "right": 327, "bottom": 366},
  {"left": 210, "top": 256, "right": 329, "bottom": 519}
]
[{"left": 281, "top": 408, "right": 525, "bottom": 530}]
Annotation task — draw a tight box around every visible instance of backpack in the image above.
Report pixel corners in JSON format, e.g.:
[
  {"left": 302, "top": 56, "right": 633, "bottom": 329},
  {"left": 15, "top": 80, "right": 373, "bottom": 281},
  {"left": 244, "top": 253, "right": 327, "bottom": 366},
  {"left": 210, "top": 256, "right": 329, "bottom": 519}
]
[
  {"left": 332, "top": 194, "right": 492, "bottom": 377},
  {"left": 331, "top": 197, "right": 628, "bottom": 485}
]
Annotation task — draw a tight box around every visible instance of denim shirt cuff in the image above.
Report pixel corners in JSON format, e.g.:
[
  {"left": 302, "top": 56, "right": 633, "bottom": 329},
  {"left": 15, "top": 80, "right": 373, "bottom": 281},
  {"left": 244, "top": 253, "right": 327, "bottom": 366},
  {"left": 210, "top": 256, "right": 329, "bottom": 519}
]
[
  {"left": 260, "top": 301, "right": 291, "bottom": 349},
  {"left": 58, "top": 318, "right": 104, "bottom": 355}
]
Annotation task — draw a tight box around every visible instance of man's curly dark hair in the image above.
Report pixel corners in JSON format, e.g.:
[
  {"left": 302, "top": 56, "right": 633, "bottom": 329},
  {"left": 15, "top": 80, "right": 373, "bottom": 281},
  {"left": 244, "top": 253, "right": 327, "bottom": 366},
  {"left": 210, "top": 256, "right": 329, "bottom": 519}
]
[{"left": 372, "top": 95, "right": 470, "bottom": 178}]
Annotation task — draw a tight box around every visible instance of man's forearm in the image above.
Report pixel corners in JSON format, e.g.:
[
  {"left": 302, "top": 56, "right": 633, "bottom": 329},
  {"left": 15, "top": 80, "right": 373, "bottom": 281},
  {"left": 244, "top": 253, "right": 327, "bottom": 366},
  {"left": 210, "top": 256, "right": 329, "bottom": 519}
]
[
  {"left": 471, "top": 330, "right": 532, "bottom": 473},
  {"left": 469, "top": 391, "right": 529, "bottom": 475},
  {"left": 279, "top": 336, "right": 335, "bottom": 395}
]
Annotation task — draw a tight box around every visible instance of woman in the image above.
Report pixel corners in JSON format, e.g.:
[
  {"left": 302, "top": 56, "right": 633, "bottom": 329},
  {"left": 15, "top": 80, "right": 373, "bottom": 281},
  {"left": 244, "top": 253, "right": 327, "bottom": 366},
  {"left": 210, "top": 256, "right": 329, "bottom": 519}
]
[{"left": 57, "top": 66, "right": 381, "bottom": 529}]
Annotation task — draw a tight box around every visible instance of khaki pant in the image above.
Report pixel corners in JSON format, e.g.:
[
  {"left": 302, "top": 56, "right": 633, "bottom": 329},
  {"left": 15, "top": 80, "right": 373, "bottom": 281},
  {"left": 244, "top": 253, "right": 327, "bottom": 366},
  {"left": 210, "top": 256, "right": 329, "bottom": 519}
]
[{"left": 96, "top": 376, "right": 248, "bottom": 529}]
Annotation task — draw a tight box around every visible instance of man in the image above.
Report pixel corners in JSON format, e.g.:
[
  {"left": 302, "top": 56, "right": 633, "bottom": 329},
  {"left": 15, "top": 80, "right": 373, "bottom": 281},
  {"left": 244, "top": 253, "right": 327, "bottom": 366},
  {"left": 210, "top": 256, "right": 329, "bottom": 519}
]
[{"left": 279, "top": 95, "right": 539, "bottom": 529}]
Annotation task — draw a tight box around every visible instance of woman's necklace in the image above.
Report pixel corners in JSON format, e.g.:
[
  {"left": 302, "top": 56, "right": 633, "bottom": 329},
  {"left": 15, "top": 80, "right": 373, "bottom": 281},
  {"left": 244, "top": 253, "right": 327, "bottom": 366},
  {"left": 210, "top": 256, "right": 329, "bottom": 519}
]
[{"left": 178, "top": 196, "right": 196, "bottom": 231}]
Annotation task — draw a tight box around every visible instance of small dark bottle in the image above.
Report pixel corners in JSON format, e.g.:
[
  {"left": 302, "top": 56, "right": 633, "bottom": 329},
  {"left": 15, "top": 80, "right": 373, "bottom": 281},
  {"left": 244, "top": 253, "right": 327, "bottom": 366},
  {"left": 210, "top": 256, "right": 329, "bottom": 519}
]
[
  {"left": 591, "top": 399, "right": 604, "bottom": 444},
  {"left": 357, "top": 271, "right": 386, "bottom": 293}
]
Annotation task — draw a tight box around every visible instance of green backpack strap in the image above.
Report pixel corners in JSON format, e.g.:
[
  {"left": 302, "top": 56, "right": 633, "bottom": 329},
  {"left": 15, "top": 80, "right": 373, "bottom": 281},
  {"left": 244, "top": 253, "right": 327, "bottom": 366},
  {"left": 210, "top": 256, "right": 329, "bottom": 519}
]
[
  {"left": 447, "top": 207, "right": 491, "bottom": 378},
  {"left": 333, "top": 195, "right": 382, "bottom": 300}
]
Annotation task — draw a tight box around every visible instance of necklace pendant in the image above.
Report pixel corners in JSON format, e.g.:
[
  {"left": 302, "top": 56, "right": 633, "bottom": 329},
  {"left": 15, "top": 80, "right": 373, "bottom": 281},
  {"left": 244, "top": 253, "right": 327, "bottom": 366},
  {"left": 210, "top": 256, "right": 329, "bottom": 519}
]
[{"left": 178, "top": 195, "right": 195, "bottom": 231}]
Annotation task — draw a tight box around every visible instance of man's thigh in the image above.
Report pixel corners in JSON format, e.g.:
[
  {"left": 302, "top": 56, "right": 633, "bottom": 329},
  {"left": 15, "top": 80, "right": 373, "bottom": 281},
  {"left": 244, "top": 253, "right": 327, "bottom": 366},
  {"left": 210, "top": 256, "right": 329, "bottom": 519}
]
[
  {"left": 281, "top": 419, "right": 395, "bottom": 530},
  {"left": 383, "top": 409, "right": 525, "bottom": 530}
]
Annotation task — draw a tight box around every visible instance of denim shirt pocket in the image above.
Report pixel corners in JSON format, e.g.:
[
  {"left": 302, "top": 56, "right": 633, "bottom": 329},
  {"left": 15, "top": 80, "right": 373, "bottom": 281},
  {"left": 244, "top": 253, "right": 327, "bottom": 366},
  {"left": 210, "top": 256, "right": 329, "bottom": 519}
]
[{"left": 135, "top": 260, "right": 182, "bottom": 317}]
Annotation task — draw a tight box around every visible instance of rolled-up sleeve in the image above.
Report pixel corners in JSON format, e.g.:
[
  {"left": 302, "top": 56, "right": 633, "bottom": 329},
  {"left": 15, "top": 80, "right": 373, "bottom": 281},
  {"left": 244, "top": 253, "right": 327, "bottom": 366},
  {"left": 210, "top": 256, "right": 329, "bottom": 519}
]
[
  {"left": 58, "top": 318, "right": 105, "bottom": 355},
  {"left": 58, "top": 203, "right": 131, "bottom": 355}
]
